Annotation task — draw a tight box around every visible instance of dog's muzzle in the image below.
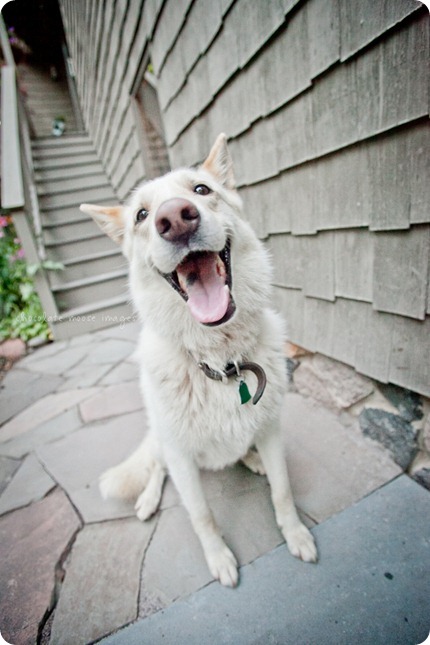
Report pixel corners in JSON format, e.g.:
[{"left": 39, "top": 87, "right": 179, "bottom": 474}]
[{"left": 155, "top": 198, "right": 235, "bottom": 326}]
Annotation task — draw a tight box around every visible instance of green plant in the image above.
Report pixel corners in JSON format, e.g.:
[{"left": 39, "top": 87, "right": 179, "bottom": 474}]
[{"left": 0, "top": 213, "right": 63, "bottom": 342}]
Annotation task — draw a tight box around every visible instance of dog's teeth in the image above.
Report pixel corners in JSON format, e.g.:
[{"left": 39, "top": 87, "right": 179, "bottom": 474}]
[
  {"left": 178, "top": 273, "right": 187, "bottom": 292},
  {"left": 216, "top": 255, "right": 226, "bottom": 278}
]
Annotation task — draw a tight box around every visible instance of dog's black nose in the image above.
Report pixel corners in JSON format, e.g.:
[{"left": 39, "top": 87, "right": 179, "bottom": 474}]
[{"left": 155, "top": 198, "right": 200, "bottom": 243}]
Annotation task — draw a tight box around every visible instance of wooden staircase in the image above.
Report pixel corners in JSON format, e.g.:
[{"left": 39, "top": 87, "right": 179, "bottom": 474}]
[{"left": 32, "top": 133, "right": 134, "bottom": 339}]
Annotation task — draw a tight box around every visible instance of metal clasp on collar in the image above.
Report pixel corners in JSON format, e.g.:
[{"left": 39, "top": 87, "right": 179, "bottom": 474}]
[{"left": 198, "top": 360, "right": 267, "bottom": 405}]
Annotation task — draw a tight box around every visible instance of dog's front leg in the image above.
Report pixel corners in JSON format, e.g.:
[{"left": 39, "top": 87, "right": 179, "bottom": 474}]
[
  {"left": 164, "top": 445, "right": 238, "bottom": 587},
  {"left": 256, "top": 428, "right": 318, "bottom": 563}
]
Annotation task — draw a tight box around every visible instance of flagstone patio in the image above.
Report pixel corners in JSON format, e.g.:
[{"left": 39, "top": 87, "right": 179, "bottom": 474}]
[{"left": 0, "top": 321, "right": 428, "bottom": 645}]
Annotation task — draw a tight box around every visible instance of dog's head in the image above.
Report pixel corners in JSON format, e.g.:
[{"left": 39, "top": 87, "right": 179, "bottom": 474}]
[{"left": 81, "top": 134, "right": 269, "bottom": 330}]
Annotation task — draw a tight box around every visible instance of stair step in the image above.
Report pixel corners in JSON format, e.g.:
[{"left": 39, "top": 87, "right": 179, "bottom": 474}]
[
  {"left": 32, "top": 134, "right": 91, "bottom": 148},
  {"left": 52, "top": 268, "right": 128, "bottom": 292},
  {"left": 45, "top": 233, "right": 117, "bottom": 261},
  {"left": 33, "top": 152, "right": 101, "bottom": 170},
  {"left": 35, "top": 161, "right": 101, "bottom": 182},
  {"left": 50, "top": 296, "right": 135, "bottom": 340},
  {"left": 37, "top": 172, "right": 107, "bottom": 196},
  {"left": 53, "top": 269, "right": 128, "bottom": 311},
  {"left": 41, "top": 201, "right": 112, "bottom": 226},
  {"left": 62, "top": 247, "right": 123, "bottom": 267},
  {"left": 43, "top": 218, "right": 101, "bottom": 244},
  {"left": 32, "top": 143, "right": 95, "bottom": 159},
  {"left": 39, "top": 185, "right": 116, "bottom": 210},
  {"left": 49, "top": 248, "right": 125, "bottom": 286}
]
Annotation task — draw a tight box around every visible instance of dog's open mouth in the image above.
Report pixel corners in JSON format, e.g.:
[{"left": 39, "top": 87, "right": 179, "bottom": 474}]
[{"left": 163, "top": 240, "right": 235, "bottom": 326}]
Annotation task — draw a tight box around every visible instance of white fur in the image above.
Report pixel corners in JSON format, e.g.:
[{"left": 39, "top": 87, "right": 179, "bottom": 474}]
[{"left": 84, "top": 134, "right": 317, "bottom": 587}]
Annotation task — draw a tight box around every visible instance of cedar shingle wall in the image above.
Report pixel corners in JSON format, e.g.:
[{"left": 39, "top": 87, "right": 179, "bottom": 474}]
[{"left": 59, "top": 0, "right": 430, "bottom": 396}]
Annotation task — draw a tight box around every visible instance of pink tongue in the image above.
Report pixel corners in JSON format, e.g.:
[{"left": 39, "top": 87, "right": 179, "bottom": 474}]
[{"left": 177, "top": 254, "right": 229, "bottom": 324}]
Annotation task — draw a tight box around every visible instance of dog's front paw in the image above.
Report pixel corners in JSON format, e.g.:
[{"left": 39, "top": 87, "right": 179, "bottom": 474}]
[
  {"left": 207, "top": 545, "right": 239, "bottom": 588},
  {"left": 135, "top": 487, "right": 160, "bottom": 521},
  {"left": 284, "top": 523, "right": 318, "bottom": 563}
]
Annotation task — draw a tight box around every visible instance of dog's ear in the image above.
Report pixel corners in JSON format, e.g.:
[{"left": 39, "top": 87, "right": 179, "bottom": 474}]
[
  {"left": 202, "top": 133, "right": 236, "bottom": 190},
  {"left": 80, "top": 203, "right": 124, "bottom": 245}
]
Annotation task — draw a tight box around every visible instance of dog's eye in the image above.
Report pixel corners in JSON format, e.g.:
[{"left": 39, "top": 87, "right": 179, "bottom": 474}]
[
  {"left": 136, "top": 208, "right": 149, "bottom": 223},
  {"left": 194, "top": 184, "right": 211, "bottom": 196}
]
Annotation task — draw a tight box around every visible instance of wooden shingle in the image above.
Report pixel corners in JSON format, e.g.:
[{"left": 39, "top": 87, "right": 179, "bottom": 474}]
[
  {"left": 390, "top": 315, "right": 430, "bottom": 397},
  {"left": 373, "top": 227, "right": 430, "bottom": 321},
  {"left": 408, "top": 123, "right": 430, "bottom": 225},
  {"left": 229, "top": 121, "right": 279, "bottom": 186},
  {"left": 208, "top": 63, "right": 265, "bottom": 140},
  {"left": 314, "top": 144, "right": 372, "bottom": 231},
  {"left": 355, "top": 306, "right": 393, "bottom": 383},
  {"left": 331, "top": 298, "right": 367, "bottom": 367},
  {"left": 273, "top": 92, "right": 314, "bottom": 172},
  {"left": 334, "top": 230, "right": 374, "bottom": 303},
  {"left": 307, "top": 0, "right": 340, "bottom": 79},
  {"left": 176, "top": 0, "right": 223, "bottom": 76},
  {"left": 311, "top": 61, "right": 357, "bottom": 157},
  {"left": 368, "top": 130, "right": 411, "bottom": 231},
  {"left": 302, "top": 232, "right": 335, "bottom": 302},
  {"left": 239, "top": 183, "right": 268, "bottom": 240},
  {"left": 203, "top": 16, "right": 240, "bottom": 98},
  {"left": 303, "top": 296, "right": 334, "bottom": 354},
  {"left": 273, "top": 286, "right": 305, "bottom": 346},
  {"left": 150, "top": 0, "right": 193, "bottom": 74},
  {"left": 229, "top": 0, "right": 285, "bottom": 68},
  {"left": 157, "top": 43, "right": 187, "bottom": 111},
  {"left": 259, "top": 8, "right": 311, "bottom": 115},
  {"left": 256, "top": 173, "right": 295, "bottom": 236},
  {"left": 340, "top": 0, "right": 419, "bottom": 60},
  {"left": 266, "top": 233, "right": 304, "bottom": 289},
  {"left": 361, "top": 14, "right": 429, "bottom": 135},
  {"left": 286, "top": 166, "right": 318, "bottom": 236}
]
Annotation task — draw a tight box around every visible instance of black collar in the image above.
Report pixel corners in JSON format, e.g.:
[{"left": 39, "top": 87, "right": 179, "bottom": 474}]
[{"left": 198, "top": 360, "right": 267, "bottom": 405}]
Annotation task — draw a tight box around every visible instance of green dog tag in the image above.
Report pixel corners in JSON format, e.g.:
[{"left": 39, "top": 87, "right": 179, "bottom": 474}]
[{"left": 239, "top": 379, "right": 252, "bottom": 404}]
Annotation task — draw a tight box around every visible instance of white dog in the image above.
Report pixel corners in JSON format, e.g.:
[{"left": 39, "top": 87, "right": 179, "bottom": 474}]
[{"left": 80, "top": 134, "right": 317, "bottom": 587}]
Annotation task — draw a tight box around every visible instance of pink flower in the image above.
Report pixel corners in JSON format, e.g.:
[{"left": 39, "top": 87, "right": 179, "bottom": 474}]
[
  {"left": 16, "top": 248, "right": 25, "bottom": 259},
  {"left": 0, "top": 216, "right": 9, "bottom": 227}
]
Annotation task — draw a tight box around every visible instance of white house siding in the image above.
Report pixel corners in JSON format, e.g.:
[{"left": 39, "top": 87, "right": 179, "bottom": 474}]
[{"left": 59, "top": 0, "right": 430, "bottom": 396}]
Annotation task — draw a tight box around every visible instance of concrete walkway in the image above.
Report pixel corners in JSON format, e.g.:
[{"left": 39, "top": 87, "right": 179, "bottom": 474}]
[{"left": 0, "top": 321, "right": 428, "bottom": 645}]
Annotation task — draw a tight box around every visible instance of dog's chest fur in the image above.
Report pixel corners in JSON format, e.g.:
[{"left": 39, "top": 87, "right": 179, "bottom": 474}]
[{"left": 138, "top": 309, "right": 286, "bottom": 470}]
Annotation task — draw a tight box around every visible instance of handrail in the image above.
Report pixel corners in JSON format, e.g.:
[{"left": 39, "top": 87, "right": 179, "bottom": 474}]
[
  {"left": 0, "top": 15, "right": 45, "bottom": 259},
  {"left": 1, "top": 65, "right": 25, "bottom": 209}
]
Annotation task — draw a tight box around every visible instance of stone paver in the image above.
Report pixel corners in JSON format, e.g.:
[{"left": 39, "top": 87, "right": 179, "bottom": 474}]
[
  {"left": 79, "top": 381, "right": 143, "bottom": 423},
  {"left": 0, "top": 388, "right": 99, "bottom": 443},
  {"left": 100, "top": 476, "right": 430, "bottom": 645},
  {"left": 37, "top": 411, "right": 146, "bottom": 521},
  {"left": 0, "top": 407, "right": 83, "bottom": 460},
  {"left": 294, "top": 354, "right": 374, "bottom": 410},
  {"left": 0, "top": 454, "right": 55, "bottom": 515},
  {"left": 0, "top": 369, "right": 62, "bottom": 426},
  {"left": 57, "top": 362, "right": 113, "bottom": 391},
  {"left": 280, "top": 393, "right": 402, "bottom": 522},
  {"left": 140, "top": 481, "right": 287, "bottom": 615},
  {"left": 94, "top": 321, "right": 141, "bottom": 341},
  {"left": 77, "top": 339, "right": 134, "bottom": 366},
  {"left": 0, "top": 488, "right": 81, "bottom": 645},
  {"left": 20, "top": 344, "right": 90, "bottom": 375},
  {"left": 50, "top": 517, "right": 156, "bottom": 645},
  {"left": 0, "top": 322, "right": 424, "bottom": 645},
  {"left": 100, "top": 360, "right": 139, "bottom": 386},
  {"left": 0, "top": 456, "right": 20, "bottom": 496}
]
